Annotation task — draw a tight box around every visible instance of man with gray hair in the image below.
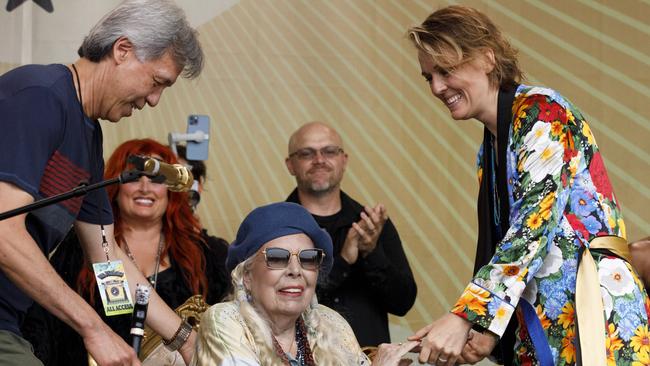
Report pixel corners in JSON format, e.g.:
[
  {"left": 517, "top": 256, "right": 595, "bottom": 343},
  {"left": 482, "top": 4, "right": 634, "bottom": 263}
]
[{"left": 0, "top": 1, "right": 203, "bottom": 365}]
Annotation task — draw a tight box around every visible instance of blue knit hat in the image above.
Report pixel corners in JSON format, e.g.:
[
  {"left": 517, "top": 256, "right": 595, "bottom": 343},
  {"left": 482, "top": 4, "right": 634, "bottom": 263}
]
[{"left": 226, "top": 202, "right": 333, "bottom": 274}]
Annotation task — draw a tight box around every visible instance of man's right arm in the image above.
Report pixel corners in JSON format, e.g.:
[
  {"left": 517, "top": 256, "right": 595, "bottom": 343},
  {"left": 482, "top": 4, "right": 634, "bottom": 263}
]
[
  {"left": 75, "top": 219, "right": 197, "bottom": 364},
  {"left": 0, "top": 181, "right": 139, "bottom": 366}
]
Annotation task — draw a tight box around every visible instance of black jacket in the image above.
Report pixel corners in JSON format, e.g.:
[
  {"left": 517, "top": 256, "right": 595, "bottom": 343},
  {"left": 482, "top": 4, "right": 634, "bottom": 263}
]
[{"left": 287, "top": 189, "right": 417, "bottom": 346}]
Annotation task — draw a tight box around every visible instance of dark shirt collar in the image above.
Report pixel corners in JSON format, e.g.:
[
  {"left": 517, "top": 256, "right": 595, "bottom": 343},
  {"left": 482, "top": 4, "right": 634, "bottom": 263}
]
[{"left": 286, "top": 188, "right": 360, "bottom": 225}]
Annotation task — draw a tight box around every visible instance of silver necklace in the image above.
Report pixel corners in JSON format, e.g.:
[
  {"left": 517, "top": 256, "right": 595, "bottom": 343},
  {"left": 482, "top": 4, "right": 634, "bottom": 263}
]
[{"left": 122, "top": 233, "right": 164, "bottom": 289}]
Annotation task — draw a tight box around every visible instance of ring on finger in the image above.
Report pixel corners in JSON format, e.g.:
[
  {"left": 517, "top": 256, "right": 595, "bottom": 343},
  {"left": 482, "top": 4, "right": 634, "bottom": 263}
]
[{"left": 438, "top": 357, "right": 448, "bottom": 363}]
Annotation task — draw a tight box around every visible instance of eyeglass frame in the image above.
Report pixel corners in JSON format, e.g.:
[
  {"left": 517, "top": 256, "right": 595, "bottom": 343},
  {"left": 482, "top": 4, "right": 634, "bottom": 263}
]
[
  {"left": 261, "top": 247, "right": 325, "bottom": 270},
  {"left": 288, "top": 145, "right": 344, "bottom": 161}
]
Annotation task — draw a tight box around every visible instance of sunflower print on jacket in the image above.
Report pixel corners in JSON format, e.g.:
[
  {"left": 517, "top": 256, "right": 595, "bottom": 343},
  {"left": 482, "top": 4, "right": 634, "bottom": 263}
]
[{"left": 451, "top": 85, "right": 650, "bottom": 365}]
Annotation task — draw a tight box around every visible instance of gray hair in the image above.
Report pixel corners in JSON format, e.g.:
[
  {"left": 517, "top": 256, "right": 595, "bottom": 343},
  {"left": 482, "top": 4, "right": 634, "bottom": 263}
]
[{"left": 78, "top": 0, "right": 203, "bottom": 79}]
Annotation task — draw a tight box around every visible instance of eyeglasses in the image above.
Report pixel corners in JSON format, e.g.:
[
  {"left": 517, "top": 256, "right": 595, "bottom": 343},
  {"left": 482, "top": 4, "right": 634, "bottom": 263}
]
[
  {"left": 262, "top": 248, "right": 325, "bottom": 270},
  {"left": 288, "top": 146, "right": 344, "bottom": 161}
]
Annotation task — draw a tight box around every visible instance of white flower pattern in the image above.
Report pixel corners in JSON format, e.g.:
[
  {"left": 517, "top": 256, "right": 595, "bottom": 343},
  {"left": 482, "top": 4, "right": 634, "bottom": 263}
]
[
  {"left": 451, "top": 84, "right": 647, "bottom": 365},
  {"left": 599, "top": 257, "right": 635, "bottom": 296}
]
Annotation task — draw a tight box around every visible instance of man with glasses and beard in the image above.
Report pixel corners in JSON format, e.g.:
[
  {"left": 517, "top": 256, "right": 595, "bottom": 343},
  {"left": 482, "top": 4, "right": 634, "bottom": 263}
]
[{"left": 284, "top": 122, "right": 417, "bottom": 347}]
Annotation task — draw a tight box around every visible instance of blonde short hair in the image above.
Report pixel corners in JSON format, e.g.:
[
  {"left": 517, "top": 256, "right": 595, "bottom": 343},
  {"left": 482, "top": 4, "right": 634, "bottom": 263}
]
[{"left": 408, "top": 5, "right": 523, "bottom": 88}]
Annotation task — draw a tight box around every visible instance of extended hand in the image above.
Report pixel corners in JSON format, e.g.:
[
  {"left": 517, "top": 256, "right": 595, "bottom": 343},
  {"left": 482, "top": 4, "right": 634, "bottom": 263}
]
[
  {"left": 408, "top": 313, "right": 472, "bottom": 365},
  {"left": 372, "top": 341, "right": 419, "bottom": 366},
  {"left": 457, "top": 330, "right": 498, "bottom": 364}
]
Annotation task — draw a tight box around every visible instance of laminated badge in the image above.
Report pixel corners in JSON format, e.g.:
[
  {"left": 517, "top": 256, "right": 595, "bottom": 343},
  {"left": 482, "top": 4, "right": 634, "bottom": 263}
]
[{"left": 93, "top": 260, "right": 134, "bottom": 316}]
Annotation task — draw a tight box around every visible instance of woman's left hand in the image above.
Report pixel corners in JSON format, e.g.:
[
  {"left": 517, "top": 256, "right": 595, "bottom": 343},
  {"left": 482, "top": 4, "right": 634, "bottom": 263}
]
[
  {"left": 408, "top": 313, "right": 472, "bottom": 365},
  {"left": 372, "top": 341, "right": 419, "bottom": 366}
]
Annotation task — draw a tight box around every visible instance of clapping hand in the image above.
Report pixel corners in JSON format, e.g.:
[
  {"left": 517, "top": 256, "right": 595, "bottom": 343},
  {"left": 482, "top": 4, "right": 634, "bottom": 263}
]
[
  {"left": 341, "top": 204, "right": 388, "bottom": 264},
  {"left": 353, "top": 204, "right": 387, "bottom": 256}
]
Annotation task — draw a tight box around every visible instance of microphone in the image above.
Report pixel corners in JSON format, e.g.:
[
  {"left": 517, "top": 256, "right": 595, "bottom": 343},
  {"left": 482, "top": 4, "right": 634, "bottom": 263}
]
[
  {"left": 128, "top": 156, "right": 194, "bottom": 192},
  {"left": 131, "top": 284, "right": 151, "bottom": 356}
]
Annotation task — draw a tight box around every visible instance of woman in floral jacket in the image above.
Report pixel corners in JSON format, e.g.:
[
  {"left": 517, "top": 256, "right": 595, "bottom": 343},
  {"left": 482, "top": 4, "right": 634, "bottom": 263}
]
[{"left": 406, "top": 5, "right": 649, "bottom": 366}]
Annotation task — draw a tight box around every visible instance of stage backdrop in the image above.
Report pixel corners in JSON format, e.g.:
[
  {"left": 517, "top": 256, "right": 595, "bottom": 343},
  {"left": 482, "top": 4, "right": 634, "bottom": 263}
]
[{"left": 2, "top": 0, "right": 649, "bottom": 354}]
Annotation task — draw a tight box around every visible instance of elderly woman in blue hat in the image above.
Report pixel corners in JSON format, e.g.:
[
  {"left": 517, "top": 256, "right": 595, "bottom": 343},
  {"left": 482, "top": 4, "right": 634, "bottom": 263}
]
[{"left": 191, "top": 202, "right": 417, "bottom": 365}]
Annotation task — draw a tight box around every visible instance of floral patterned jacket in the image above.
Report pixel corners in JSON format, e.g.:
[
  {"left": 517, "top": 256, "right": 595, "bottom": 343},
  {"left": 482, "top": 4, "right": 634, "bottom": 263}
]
[{"left": 452, "top": 85, "right": 649, "bottom": 365}]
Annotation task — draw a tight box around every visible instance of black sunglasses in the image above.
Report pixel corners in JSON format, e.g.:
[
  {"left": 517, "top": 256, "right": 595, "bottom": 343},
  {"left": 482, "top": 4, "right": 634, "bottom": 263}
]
[{"left": 262, "top": 248, "right": 325, "bottom": 270}]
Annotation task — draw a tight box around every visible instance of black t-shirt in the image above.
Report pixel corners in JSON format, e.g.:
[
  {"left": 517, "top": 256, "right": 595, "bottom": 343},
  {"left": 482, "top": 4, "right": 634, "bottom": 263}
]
[
  {"left": 311, "top": 212, "right": 341, "bottom": 245},
  {"left": 0, "top": 64, "right": 111, "bottom": 335}
]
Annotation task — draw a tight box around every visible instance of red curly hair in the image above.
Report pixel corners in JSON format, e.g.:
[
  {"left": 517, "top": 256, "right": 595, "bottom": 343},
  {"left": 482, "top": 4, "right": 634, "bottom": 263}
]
[{"left": 78, "top": 138, "right": 208, "bottom": 302}]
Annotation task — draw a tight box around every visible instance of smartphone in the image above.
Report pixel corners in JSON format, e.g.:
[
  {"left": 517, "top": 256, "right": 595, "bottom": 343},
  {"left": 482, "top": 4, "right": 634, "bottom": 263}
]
[{"left": 186, "top": 114, "right": 210, "bottom": 160}]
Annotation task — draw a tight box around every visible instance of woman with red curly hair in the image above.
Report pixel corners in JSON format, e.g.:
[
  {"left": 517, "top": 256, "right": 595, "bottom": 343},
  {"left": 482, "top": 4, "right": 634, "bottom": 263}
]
[{"left": 23, "top": 139, "right": 231, "bottom": 365}]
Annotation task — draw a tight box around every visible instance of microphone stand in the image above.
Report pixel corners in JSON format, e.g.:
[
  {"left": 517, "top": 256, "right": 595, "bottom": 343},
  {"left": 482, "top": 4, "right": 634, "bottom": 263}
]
[
  {"left": 0, "top": 168, "right": 158, "bottom": 359},
  {"left": 0, "top": 170, "right": 144, "bottom": 221}
]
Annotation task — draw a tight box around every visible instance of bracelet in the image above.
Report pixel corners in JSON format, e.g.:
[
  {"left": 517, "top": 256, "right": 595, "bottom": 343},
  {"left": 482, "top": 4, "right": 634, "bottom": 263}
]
[{"left": 163, "top": 320, "right": 193, "bottom": 352}]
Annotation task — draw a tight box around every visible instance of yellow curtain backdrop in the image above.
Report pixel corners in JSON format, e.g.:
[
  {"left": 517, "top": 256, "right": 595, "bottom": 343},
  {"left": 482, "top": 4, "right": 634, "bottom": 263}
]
[{"left": 2, "top": 0, "right": 649, "bottom": 340}]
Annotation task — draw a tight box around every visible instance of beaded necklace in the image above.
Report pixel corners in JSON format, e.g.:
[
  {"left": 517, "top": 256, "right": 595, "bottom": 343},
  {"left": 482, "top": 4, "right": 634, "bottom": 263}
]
[{"left": 271, "top": 318, "right": 315, "bottom": 366}]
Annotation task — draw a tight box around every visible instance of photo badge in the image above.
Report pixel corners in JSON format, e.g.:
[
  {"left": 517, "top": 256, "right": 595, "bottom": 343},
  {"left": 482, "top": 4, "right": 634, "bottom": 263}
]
[{"left": 93, "top": 260, "right": 134, "bottom": 316}]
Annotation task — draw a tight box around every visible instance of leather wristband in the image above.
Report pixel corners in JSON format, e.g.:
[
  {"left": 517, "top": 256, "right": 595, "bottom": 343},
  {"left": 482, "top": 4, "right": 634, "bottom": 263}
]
[{"left": 163, "top": 320, "right": 192, "bottom": 352}]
